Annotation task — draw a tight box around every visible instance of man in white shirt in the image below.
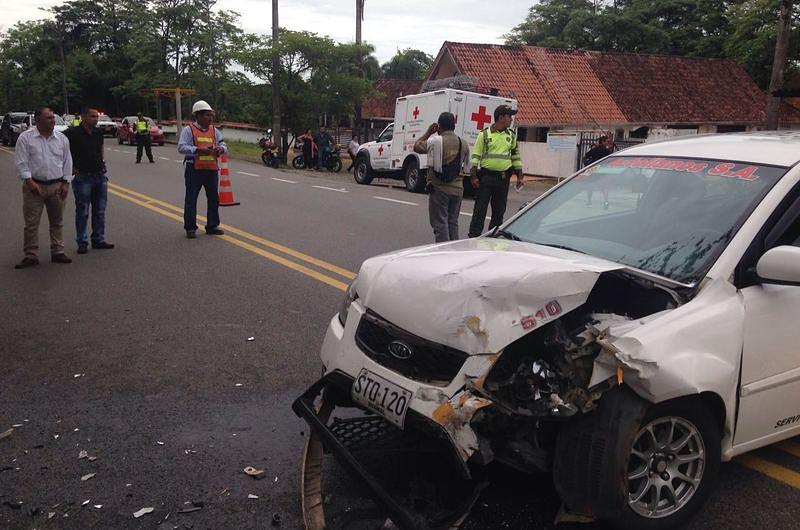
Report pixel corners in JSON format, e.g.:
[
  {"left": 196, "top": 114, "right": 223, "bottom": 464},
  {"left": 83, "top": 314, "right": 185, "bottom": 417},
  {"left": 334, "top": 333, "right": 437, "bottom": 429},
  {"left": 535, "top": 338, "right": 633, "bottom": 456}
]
[
  {"left": 414, "top": 112, "right": 469, "bottom": 242},
  {"left": 14, "top": 106, "right": 74, "bottom": 269},
  {"left": 346, "top": 134, "right": 360, "bottom": 172}
]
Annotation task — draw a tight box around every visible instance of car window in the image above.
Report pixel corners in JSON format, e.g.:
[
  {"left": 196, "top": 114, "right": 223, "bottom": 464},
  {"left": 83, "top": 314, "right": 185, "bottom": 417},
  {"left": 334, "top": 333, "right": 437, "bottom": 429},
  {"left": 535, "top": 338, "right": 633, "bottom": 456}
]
[
  {"left": 98, "top": 115, "right": 111, "bottom": 122},
  {"left": 378, "top": 125, "right": 393, "bottom": 143},
  {"left": 508, "top": 157, "right": 787, "bottom": 284},
  {"left": 54, "top": 115, "right": 65, "bottom": 125}
]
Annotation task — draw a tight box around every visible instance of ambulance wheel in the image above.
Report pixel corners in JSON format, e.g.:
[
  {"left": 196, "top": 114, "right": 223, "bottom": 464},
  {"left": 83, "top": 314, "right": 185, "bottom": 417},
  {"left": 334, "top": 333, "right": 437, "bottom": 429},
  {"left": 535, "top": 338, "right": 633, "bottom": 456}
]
[
  {"left": 354, "top": 157, "right": 373, "bottom": 185},
  {"left": 404, "top": 159, "right": 425, "bottom": 193}
]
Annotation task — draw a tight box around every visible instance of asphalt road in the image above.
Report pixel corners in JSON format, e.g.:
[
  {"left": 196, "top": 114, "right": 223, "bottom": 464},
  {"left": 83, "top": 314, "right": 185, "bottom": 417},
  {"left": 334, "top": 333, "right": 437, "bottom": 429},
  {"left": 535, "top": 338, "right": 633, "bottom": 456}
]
[{"left": 1, "top": 143, "right": 799, "bottom": 529}]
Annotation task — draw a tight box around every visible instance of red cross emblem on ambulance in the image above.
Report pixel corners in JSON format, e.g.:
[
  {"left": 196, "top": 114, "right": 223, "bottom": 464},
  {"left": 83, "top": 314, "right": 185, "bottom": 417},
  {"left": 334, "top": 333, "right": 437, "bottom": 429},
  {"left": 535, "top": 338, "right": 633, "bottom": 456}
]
[
  {"left": 377, "top": 145, "right": 384, "bottom": 155},
  {"left": 412, "top": 106, "right": 420, "bottom": 120},
  {"left": 471, "top": 106, "right": 492, "bottom": 130}
]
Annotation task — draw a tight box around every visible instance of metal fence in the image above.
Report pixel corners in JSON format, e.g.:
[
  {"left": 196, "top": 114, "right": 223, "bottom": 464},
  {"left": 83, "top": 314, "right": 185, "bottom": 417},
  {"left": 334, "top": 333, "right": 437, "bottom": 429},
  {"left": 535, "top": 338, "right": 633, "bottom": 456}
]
[{"left": 576, "top": 132, "right": 645, "bottom": 171}]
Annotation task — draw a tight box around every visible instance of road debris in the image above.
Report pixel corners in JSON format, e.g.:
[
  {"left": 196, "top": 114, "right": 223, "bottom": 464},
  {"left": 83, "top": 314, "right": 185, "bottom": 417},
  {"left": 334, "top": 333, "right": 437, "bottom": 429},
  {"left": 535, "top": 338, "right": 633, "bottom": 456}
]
[
  {"left": 133, "top": 506, "right": 155, "bottom": 518},
  {"left": 156, "top": 441, "right": 165, "bottom": 446},
  {"left": 78, "top": 450, "right": 89, "bottom": 459},
  {"left": 0, "top": 428, "right": 12, "bottom": 441},
  {"left": 247, "top": 336, "right": 255, "bottom": 341},
  {"left": 48, "top": 512, "right": 56, "bottom": 519},
  {"left": 3, "top": 500, "right": 22, "bottom": 509},
  {"left": 247, "top": 494, "right": 259, "bottom": 499},
  {"left": 271, "top": 512, "right": 282, "bottom": 526},
  {"left": 184, "top": 449, "right": 197, "bottom": 455},
  {"left": 82, "top": 500, "right": 91, "bottom": 507},
  {"left": 73, "top": 373, "right": 85, "bottom": 378},
  {"left": 235, "top": 383, "right": 243, "bottom": 387},
  {"left": 93, "top": 504, "right": 103, "bottom": 510},
  {"left": 81, "top": 473, "right": 96, "bottom": 481},
  {"left": 243, "top": 466, "right": 266, "bottom": 479},
  {"left": 88, "top": 456, "right": 98, "bottom": 462},
  {"left": 178, "top": 501, "right": 204, "bottom": 514},
  {"left": 11, "top": 424, "right": 23, "bottom": 428}
]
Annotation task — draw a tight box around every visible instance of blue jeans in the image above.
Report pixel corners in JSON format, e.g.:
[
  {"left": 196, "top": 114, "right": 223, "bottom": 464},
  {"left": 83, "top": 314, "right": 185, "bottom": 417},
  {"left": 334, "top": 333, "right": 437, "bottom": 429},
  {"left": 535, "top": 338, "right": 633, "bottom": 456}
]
[
  {"left": 183, "top": 163, "right": 220, "bottom": 231},
  {"left": 72, "top": 174, "right": 108, "bottom": 245},
  {"left": 317, "top": 146, "right": 331, "bottom": 169}
]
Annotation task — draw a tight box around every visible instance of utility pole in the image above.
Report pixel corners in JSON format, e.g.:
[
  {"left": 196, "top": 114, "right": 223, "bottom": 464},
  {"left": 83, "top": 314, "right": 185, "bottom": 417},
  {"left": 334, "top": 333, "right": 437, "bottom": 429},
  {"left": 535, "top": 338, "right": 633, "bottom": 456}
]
[
  {"left": 766, "top": 0, "right": 793, "bottom": 130},
  {"left": 272, "top": 0, "right": 281, "bottom": 145},
  {"left": 355, "top": 0, "right": 365, "bottom": 134},
  {"left": 58, "top": 24, "right": 69, "bottom": 115}
]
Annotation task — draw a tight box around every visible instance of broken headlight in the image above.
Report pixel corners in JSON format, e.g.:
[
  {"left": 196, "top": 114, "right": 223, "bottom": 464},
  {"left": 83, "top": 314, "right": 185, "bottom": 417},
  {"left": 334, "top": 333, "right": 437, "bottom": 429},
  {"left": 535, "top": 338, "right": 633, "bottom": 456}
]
[
  {"left": 337, "top": 278, "right": 359, "bottom": 327},
  {"left": 483, "top": 320, "right": 603, "bottom": 417}
]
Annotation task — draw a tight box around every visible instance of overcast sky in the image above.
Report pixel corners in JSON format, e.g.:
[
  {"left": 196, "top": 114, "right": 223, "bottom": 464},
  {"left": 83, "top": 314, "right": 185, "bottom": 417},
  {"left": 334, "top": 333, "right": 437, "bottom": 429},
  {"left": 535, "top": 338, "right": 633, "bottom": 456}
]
[{"left": 0, "top": 0, "right": 533, "bottom": 63}]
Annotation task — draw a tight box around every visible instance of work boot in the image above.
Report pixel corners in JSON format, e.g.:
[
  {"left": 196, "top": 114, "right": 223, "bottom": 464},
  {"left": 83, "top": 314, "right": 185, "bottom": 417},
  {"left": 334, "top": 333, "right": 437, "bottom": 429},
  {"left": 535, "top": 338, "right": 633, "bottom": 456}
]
[
  {"left": 149, "top": 159, "right": 155, "bottom": 163},
  {"left": 92, "top": 241, "right": 115, "bottom": 250},
  {"left": 51, "top": 253, "right": 72, "bottom": 264},
  {"left": 77, "top": 243, "right": 88, "bottom": 255},
  {"left": 186, "top": 230, "right": 197, "bottom": 239},
  {"left": 15, "top": 257, "right": 39, "bottom": 269},
  {"left": 205, "top": 227, "right": 225, "bottom": 236},
  {"left": 136, "top": 160, "right": 141, "bottom": 164}
]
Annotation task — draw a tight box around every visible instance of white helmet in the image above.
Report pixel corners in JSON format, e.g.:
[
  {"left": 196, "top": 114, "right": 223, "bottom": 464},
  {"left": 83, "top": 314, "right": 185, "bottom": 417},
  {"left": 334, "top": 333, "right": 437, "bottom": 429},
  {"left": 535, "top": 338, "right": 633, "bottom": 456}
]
[{"left": 192, "top": 100, "right": 213, "bottom": 114}]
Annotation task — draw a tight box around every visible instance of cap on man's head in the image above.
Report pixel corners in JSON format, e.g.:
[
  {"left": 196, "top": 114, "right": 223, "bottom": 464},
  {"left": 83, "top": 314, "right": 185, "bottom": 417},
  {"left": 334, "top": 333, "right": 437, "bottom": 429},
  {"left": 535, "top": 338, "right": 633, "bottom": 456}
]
[{"left": 493, "top": 105, "right": 518, "bottom": 121}]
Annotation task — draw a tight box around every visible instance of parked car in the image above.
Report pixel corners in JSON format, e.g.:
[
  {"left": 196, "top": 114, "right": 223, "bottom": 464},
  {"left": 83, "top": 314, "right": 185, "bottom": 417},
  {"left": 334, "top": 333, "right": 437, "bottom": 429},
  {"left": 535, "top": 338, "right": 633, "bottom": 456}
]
[
  {"left": 97, "top": 114, "right": 117, "bottom": 137},
  {"left": 116, "top": 116, "right": 165, "bottom": 146},
  {"left": 1, "top": 112, "right": 29, "bottom": 146},
  {"left": 294, "top": 132, "right": 800, "bottom": 529}
]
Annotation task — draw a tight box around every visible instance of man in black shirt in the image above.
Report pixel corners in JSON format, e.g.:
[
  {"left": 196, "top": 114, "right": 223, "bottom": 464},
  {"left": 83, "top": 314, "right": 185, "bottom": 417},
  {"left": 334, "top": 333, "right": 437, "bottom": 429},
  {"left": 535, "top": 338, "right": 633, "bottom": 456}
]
[
  {"left": 64, "top": 107, "right": 114, "bottom": 254},
  {"left": 583, "top": 135, "right": 613, "bottom": 208}
]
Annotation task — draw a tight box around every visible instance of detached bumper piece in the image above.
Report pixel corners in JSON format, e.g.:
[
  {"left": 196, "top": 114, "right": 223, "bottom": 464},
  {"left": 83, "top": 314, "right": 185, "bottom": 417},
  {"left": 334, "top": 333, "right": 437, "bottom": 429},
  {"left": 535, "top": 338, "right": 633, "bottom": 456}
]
[{"left": 292, "top": 371, "right": 477, "bottom": 530}]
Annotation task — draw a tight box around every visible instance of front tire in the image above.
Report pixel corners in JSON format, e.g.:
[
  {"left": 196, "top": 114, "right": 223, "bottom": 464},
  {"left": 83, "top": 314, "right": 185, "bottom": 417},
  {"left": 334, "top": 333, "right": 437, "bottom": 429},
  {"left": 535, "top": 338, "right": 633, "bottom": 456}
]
[
  {"left": 327, "top": 158, "right": 342, "bottom": 173},
  {"left": 353, "top": 157, "right": 373, "bottom": 185},
  {"left": 292, "top": 155, "right": 305, "bottom": 169},
  {"left": 404, "top": 158, "right": 426, "bottom": 193},
  {"left": 611, "top": 399, "right": 720, "bottom": 530}
]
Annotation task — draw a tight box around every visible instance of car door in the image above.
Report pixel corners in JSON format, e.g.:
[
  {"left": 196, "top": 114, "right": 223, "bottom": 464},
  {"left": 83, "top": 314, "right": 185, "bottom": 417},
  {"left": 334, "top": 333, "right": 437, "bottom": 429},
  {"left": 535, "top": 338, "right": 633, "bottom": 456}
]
[
  {"left": 371, "top": 124, "right": 393, "bottom": 170},
  {"left": 735, "top": 190, "right": 800, "bottom": 448}
]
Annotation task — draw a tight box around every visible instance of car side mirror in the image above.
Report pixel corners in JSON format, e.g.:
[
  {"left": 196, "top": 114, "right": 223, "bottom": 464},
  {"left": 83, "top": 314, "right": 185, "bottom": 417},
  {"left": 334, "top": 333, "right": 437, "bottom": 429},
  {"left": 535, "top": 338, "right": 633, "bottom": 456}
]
[{"left": 756, "top": 245, "right": 800, "bottom": 285}]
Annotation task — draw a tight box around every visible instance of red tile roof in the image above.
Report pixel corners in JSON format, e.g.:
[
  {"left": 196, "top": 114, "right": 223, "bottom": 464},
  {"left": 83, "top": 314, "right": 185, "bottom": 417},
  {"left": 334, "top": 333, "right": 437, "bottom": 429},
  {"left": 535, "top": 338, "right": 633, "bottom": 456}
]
[
  {"left": 431, "top": 42, "right": 800, "bottom": 126},
  {"left": 362, "top": 79, "right": 423, "bottom": 119}
]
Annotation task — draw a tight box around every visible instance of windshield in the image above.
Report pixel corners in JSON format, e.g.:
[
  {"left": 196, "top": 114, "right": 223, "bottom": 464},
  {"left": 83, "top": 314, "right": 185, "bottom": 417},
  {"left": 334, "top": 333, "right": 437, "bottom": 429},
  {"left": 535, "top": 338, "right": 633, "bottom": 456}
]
[
  {"left": 98, "top": 115, "right": 112, "bottom": 122},
  {"left": 506, "top": 156, "right": 786, "bottom": 284},
  {"left": 9, "top": 114, "right": 26, "bottom": 124}
]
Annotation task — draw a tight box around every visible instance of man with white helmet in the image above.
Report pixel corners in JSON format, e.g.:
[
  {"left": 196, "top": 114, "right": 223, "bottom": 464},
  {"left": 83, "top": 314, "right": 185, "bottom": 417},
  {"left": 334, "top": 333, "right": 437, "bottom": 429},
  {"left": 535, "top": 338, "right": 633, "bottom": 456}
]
[{"left": 177, "top": 100, "right": 227, "bottom": 238}]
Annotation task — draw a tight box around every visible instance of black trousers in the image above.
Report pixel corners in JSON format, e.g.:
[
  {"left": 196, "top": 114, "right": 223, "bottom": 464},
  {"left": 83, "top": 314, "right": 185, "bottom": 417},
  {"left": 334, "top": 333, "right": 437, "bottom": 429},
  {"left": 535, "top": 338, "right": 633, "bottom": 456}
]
[
  {"left": 468, "top": 170, "right": 511, "bottom": 237},
  {"left": 136, "top": 134, "right": 153, "bottom": 162}
]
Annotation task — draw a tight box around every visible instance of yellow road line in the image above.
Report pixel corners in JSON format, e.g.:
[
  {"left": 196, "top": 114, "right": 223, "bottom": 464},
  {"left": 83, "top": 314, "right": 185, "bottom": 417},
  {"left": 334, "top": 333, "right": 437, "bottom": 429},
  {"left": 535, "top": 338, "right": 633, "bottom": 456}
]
[
  {"left": 776, "top": 440, "right": 800, "bottom": 459},
  {"left": 0, "top": 146, "right": 13, "bottom": 154},
  {"left": 107, "top": 187, "right": 347, "bottom": 292},
  {"left": 736, "top": 453, "right": 800, "bottom": 489},
  {"left": 107, "top": 182, "right": 356, "bottom": 280}
]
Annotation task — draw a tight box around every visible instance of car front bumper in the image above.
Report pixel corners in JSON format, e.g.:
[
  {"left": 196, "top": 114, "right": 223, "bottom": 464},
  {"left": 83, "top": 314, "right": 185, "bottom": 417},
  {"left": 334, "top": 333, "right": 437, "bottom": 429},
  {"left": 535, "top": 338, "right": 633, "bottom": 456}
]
[{"left": 292, "top": 369, "right": 474, "bottom": 529}]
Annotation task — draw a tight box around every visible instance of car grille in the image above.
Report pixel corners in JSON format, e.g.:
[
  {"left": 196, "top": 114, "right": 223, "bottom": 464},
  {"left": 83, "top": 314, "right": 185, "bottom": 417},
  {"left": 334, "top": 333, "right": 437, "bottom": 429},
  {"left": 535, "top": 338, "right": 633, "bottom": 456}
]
[{"left": 355, "top": 310, "right": 468, "bottom": 386}]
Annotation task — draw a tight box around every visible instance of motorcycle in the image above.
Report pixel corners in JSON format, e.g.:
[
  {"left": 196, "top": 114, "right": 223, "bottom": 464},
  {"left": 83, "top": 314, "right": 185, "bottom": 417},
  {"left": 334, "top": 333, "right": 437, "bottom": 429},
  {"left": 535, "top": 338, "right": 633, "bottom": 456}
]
[
  {"left": 291, "top": 142, "right": 342, "bottom": 172},
  {"left": 259, "top": 130, "right": 280, "bottom": 168}
]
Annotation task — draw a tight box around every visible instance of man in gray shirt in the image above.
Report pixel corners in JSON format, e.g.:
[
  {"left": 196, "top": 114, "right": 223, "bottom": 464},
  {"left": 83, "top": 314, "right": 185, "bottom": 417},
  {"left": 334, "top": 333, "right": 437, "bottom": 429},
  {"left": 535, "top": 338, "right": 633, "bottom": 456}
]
[
  {"left": 414, "top": 112, "right": 469, "bottom": 242},
  {"left": 14, "top": 106, "right": 74, "bottom": 268}
]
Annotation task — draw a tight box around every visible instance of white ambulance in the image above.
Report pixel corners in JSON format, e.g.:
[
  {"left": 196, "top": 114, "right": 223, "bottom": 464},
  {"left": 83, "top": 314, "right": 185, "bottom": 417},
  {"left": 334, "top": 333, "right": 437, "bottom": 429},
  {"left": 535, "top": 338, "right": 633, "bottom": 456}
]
[{"left": 353, "top": 89, "right": 518, "bottom": 193}]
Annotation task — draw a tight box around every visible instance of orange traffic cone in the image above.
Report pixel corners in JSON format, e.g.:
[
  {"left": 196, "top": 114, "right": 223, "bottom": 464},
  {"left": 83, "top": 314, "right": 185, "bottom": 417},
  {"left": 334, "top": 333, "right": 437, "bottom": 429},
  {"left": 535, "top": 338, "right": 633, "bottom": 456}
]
[{"left": 218, "top": 153, "right": 240, "bottom": 207}]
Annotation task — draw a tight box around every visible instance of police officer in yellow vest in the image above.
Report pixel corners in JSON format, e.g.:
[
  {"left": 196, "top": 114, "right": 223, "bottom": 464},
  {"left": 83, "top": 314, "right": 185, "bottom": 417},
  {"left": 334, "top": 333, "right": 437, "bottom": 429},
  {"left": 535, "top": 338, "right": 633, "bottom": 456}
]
[
  {"left": 177, "top": 100, "right": 227, "bottom": 238},
  {"left": 134, "top": 112, "right": 154, "bottom": 163},
  {"left": 468, "top": 104, "right": 523, "bottom": 238},
  {"left": 70, "top": 114, "right": 81, "bottom": 127}
]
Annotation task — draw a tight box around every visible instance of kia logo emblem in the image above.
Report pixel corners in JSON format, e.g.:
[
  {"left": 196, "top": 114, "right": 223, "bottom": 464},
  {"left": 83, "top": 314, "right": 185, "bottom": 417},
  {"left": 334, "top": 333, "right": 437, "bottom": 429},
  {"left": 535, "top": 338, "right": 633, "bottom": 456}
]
[{"left": 388, "top": 341, "right": 413, "bottom": 360}]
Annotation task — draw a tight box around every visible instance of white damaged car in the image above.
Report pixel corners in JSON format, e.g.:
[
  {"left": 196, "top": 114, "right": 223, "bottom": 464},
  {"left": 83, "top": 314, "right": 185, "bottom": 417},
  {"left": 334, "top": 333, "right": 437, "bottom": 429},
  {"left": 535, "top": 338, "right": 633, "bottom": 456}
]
[{"left": 294, "top": 133, "right": 800, "bottom": 529}]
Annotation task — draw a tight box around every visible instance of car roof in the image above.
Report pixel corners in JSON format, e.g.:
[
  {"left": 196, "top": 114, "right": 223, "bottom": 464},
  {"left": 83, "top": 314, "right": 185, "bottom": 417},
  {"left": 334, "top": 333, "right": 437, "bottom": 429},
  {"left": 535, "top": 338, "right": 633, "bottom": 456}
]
[{"left": 617, "top": 132, "right": 800, "bottom": 167}]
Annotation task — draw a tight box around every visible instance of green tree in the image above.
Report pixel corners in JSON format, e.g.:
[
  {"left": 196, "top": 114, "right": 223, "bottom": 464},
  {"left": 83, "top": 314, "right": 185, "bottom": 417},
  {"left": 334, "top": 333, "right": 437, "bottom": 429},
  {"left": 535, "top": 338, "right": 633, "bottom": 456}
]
[
  {"left": 380, "top": 48, "right": 433, "bottom": 79},
  {"left": 235, "top": 29, "right": 376, "bottom": 132}
]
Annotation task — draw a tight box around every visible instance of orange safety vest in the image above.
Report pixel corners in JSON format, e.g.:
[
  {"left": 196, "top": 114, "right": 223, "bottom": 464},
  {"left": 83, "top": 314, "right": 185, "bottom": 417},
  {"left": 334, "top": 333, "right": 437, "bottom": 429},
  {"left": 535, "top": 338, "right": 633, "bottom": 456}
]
[{"left": 190, "top": 123, "right": 218, "bottom": 170}]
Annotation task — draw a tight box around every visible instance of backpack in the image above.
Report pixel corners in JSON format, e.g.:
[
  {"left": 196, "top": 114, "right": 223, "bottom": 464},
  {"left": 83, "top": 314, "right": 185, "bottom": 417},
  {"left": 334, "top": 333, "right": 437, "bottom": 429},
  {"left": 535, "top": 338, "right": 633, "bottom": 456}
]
[{"left": 438, "top": 137, "right": 462, "bottom": 183}]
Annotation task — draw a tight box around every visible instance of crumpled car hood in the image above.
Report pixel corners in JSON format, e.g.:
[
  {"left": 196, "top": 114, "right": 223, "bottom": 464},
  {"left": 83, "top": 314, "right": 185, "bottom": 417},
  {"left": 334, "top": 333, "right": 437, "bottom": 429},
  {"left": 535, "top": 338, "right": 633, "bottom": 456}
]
[{"left": 357, "top": 238, "right": 625, "bottom": 355}]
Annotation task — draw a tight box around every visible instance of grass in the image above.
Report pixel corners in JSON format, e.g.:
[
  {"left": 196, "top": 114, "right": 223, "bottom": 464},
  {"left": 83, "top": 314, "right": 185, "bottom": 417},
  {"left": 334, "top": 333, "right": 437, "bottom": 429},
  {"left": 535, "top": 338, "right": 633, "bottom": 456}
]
[{"left": 225, "top": 140, "right": 263, "bottom": 164}]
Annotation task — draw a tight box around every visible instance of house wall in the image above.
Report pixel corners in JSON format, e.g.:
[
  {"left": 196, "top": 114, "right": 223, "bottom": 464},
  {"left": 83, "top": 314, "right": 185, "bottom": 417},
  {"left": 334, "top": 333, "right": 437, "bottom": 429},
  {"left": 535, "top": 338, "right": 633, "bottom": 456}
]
[{"left": 519, "top": 141, "right": 577, "bottom": 179}]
